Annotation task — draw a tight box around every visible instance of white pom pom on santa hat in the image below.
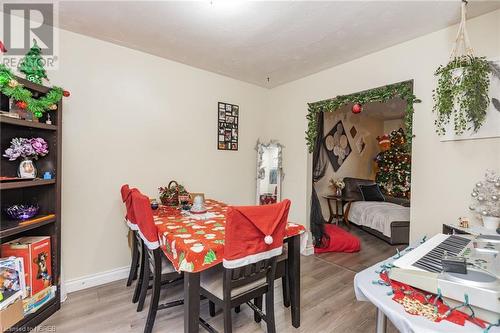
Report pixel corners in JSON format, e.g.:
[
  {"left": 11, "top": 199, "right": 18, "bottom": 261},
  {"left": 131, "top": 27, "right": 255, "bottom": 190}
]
[{"left": 264, "top": 235, "right": 273, "bottom": 245}]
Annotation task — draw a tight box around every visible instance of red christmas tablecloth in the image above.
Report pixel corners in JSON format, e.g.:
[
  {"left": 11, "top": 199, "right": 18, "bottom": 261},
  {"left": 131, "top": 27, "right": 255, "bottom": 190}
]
[{"left": 154, "top": 199, "right": 306, "bottom": 273}]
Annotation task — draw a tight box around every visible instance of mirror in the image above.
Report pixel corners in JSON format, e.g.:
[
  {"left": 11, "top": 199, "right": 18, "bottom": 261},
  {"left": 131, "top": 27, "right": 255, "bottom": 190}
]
[{"left": 256, "top": 140, "right": 284, "bottom": 205}]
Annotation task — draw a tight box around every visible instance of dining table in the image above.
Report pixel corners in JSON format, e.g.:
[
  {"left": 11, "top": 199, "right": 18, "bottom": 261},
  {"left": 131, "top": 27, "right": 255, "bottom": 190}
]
[{"left": 153, "top": 199, "right": 307, "bottom": 333}]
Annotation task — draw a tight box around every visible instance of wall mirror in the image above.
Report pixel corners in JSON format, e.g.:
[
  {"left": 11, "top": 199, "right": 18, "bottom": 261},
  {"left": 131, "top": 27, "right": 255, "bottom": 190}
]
[{"left": 256, "top": 140, "right": 284, "bottom": 205}]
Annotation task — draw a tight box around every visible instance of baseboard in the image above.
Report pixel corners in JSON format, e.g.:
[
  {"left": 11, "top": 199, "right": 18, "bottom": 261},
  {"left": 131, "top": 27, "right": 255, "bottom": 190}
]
[
  {"left": 303, "top": 244, "right": 314, "bottom": 256},
  {"left": 64, "top": 266, "right": 130, "bottom": 294}
]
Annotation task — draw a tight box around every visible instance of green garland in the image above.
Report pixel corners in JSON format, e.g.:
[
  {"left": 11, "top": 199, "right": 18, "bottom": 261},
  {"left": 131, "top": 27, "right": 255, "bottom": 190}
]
[
  {"left": 305, "top": 81, "right": 421, "bottom": 153},
  {"left": 0, "top": 64, "right": 63, "bottom": 118}
]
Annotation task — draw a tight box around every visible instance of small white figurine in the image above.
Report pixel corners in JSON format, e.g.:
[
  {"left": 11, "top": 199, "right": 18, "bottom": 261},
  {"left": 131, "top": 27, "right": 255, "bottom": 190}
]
[{"left": 191, "top": 195, "right": 206, "bottom": 213}]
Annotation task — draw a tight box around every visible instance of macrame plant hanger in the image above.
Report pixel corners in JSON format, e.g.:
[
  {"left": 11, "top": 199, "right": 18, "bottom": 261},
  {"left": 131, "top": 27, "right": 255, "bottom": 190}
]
[{"left": 449, "top": 0, "right": 475, "bottom": 60}]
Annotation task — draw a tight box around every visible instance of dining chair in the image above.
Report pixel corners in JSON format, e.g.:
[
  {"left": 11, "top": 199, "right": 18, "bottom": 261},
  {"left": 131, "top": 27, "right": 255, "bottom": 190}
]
[
  {"left": 200, "top": 199, "right": 291, "bottom": 333},
  {"left": 120, "top": 184, "right": 145, "bottom": 306},
  {"left": 131, "top": 189, "right": 184, "bottom": 333},
  {"left": 207, "top": 231, "right": 290, "bottom": 316}
]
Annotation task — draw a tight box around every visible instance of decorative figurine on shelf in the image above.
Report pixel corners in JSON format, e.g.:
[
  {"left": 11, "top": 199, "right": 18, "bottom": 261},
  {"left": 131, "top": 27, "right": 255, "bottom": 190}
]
[
  {"left": 43, "top": 171, "right": 52, "bottom": 180},
  {"left": 469, "top": 169, "right": 500, "bottom": 230},
  {"left": 2, "top": 137, "right": 49, "bottom": 178},
  {"left": 45, "top": 114, "right": 52, "bottom": 125},
  {"left": 458, "top": 217, "right": 469, "bottom": 229},
  {"left": 190, "top": 195, "right": 207, "bottom": 214},
  {"left": 18, "top": 39, "right": 48, "bottom": 84}
]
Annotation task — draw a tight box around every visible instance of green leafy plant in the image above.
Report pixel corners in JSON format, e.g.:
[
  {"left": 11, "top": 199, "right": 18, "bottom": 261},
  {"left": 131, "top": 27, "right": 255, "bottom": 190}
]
[
  {"left": 158, "top": 182, "right": 188, "bottom": 206},
  {"left": 305, "top": 81, "right": 420, "bottom": 153},
  {"left": 433, "top": 55, "right": 491, "bottom": 135},
  {"left": 0, "top": 64, "right": 64, "bottom": 118}
]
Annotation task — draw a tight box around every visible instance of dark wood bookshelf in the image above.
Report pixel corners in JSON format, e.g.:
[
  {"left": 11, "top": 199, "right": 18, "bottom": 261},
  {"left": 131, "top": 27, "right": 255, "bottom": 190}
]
[
  {"left": 9, "top": 297, "right": 58, "bottom": 332},
  {"left": 16, "top": 77, "right": 51, "bottom": 94},
  {"left": 0, "top": 76, "right": 62, "bottom": 330},
  {"left": 0, "top": 215, "right": 56, "bottom": 238},
  {"left": 0, "top": 115, "right": 58, "bottom": 130},
  {"left": 0, "top": 178, "right": 56, "bottom": 190}
]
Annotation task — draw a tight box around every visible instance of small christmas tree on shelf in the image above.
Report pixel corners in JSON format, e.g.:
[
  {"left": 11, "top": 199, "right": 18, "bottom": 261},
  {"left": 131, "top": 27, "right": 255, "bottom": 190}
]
[
  {"left": 375, "top": 128, "right": 411, "bottom": 198},
  {"left": 18, "top": 39, "right": 48, "bottom": 84}
]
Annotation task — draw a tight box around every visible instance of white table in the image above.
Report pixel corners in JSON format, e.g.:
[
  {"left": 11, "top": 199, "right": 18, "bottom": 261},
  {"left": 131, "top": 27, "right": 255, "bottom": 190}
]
[
  {"left": 443, "top": 223, "right": 499, "bottom": 236},
  {"left": 354, "top": 254, "right": 500, "bottom": 333}
]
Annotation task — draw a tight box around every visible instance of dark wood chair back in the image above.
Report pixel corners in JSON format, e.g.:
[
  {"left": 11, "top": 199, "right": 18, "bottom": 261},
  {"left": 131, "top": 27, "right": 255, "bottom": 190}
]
[{"left": 223, "top": 257, "right": 277, "bottom": 299}]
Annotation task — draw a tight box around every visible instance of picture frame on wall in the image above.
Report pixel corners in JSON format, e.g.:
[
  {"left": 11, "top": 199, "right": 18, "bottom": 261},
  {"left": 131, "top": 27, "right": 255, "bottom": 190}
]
[{"left": 217, "top": 102, "right": 239, "bottom": 150}]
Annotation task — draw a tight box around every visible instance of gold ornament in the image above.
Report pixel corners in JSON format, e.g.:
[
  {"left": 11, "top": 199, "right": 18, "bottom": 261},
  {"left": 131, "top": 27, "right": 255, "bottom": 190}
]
[
  {"left": 49, "top": 104, "right": 57, "bottom": 110},
  {"left": 8, "top": 79, "right": 18, "bottom": 88}
]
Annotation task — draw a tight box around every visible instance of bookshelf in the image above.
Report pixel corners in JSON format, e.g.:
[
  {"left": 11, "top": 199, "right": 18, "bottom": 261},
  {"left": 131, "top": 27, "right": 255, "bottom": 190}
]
[{"left": 0, "top": 76, "right": 62, "bottom": 330}]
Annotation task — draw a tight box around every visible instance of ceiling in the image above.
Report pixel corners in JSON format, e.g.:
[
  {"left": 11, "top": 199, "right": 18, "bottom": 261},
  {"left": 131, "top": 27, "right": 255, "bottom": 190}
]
[{"left": 52, "top": 1, "right": 500, "bottom": 88}]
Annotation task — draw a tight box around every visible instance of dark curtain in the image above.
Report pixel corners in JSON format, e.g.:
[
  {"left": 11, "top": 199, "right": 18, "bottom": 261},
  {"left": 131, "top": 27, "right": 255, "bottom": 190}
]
[{"left": 310, "top": 111, "right": 329, "bottom": 247}]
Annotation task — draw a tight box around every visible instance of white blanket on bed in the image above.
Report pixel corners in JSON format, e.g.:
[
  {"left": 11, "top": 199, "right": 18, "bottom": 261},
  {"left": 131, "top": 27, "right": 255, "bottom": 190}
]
[{"left": 346, "top": 201, "right": 410, "bottom": 237}]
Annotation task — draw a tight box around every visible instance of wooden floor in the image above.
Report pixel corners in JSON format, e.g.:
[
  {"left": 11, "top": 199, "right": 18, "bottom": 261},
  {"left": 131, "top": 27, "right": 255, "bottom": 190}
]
[{"left": 43, "top": 227, "right": 403, "bottom": 333}]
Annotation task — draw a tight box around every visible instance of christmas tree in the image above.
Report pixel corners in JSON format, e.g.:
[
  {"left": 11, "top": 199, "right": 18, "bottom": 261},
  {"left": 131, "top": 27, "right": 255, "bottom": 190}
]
[
  {"left": 18, "top": 39, "right": 48, "bottom": 84},
  {"left": 375, "top": 128, "right": 411, "bottom": 198}
]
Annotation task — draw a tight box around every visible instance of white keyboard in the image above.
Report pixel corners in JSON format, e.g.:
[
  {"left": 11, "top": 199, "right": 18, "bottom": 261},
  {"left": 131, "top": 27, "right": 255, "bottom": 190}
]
[{"left": 394, "top": 234, "right": 472, "bottom": 272}]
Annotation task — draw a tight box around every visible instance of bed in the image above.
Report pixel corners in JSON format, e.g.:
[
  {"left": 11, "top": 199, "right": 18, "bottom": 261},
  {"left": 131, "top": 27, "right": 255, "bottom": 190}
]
[{"left": 343, "top": 177, "right": 410, "bottom": 245}]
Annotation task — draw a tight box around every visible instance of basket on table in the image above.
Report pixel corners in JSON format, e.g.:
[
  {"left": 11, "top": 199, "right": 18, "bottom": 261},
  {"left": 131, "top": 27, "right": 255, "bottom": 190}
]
[{"left": 159, "top": 181, "right": 189, "bottom": 206}]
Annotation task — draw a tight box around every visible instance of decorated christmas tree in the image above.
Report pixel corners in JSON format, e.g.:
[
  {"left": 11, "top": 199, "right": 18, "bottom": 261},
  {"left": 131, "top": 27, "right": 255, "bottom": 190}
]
[
  {"left": 375, "top": 128, "right": 411, "bottom": 198},
  {"left": 18, "top": 39, "right": 48, "bottom": 84}
]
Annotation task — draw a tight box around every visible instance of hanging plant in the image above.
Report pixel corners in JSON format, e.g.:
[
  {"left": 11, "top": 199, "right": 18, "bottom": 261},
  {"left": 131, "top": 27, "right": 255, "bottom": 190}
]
[{"left": 432, "top": 2, "right": 491, "bottom": 136}]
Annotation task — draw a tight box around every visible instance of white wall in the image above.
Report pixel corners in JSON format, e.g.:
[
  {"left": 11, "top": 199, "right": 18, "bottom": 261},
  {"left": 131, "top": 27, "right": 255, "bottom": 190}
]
[
  {"left": 29, "top": 29, "right": 267, "bottom": 280},
  {"left": 383, "top": 119, "right": 404, "bottom": 133},
  {"left": 265, "top": 9, "right": 500, "bottom": 242},
  {"left": 4, "top": 9, "right": 499, "bottom": 284}
]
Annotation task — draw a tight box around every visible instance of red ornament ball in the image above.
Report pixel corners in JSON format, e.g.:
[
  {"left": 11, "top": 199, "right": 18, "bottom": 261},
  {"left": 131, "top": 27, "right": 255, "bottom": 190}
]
[
  {"left": 63, "top": 90, "right": 70, "bottom": 97},
  {"left": 16, "top": 101, "right": 27, "bottom": 109},
  {"left": 352, "top": 103, "right": 363, "bottom": 114}
]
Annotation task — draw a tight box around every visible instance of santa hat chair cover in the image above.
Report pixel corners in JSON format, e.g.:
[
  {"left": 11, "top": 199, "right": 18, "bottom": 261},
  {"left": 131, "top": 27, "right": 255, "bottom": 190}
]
[
  {"left": 120, "top": 184, "right": 139, "bottom": 231},
  {"left": 131, "top": 190, "right": 160, "bottom": 250},
  {"left": 223, "top": 199, "right": 291, "bottom": 269}
]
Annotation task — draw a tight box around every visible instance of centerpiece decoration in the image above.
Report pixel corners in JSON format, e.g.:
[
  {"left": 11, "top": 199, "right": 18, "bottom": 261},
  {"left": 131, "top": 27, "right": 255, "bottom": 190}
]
[
  {"left": 329, "top": 178, "right": 345, "bottom": 197},
  {"left": 159, "top": 180, "right": 189, "bottom": 206},
  {"left": 3, "top": 137, "right": 49, "bottom": 178},
  {"left": 469, "top": 169, "right": 500, "bottom": 230},
  {"left": 5, "top": 204, "right": 39, "bottom": 221},
  {"left": 432, "top": 1, "right": 491, "bottom": 136}
]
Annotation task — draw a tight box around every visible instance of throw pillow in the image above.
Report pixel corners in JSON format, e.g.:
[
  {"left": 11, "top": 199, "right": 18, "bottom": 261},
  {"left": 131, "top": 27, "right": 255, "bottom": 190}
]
[{"left": 359, "top": 184, "right": 385, "bottom": 202}]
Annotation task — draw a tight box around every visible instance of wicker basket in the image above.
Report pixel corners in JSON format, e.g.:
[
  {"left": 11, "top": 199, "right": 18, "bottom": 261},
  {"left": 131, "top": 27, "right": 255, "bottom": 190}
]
[{"left": 160, "top": 180, "right": 181, "bottom": 206}]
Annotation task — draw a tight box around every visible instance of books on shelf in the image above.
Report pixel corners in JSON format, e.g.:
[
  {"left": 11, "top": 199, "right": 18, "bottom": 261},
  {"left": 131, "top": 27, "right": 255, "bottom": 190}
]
[
  {"left": 23, "top": 286, "right": 56, "bottom": 316},
  {"left": 0, "top": 257, "right": 25, "bottom": 311}
]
